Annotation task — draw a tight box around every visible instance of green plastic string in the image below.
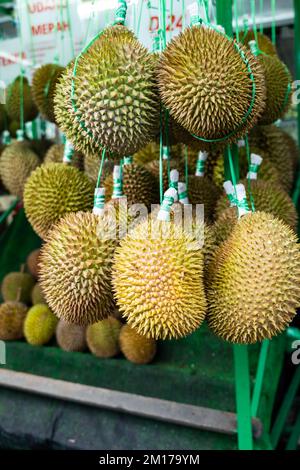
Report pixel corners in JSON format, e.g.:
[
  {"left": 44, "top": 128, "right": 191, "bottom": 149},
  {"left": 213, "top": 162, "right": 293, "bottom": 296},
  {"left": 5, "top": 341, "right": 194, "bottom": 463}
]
[
  {"left": 251, "top": 0, "right": 258, "bottom": 45},
  {"left": 96, "top": 148, "right": 107, "bottom": 188},
  {"left": 200, "top": 0, "right": 209, "bottom": 23},
  {"left": 233, "top": 0, "right": 239, "bottom": 42},
  {"left": 115, "top": 0, "right": 128, "bottom": 25},
  {"left": 159, "top": 107, "right": 164, "bottom": 204},
  {"left": 271, "top": 0, "right": 276, "bottom": 45},
  {"left": 184, "top": 145, "right": 189, "bottom": 191},
  {"left": 245, "top": 134, "right": 256, "bottom": 212},
  {"left": 259, "top": 0, "right": 264, "bottom": 33}
]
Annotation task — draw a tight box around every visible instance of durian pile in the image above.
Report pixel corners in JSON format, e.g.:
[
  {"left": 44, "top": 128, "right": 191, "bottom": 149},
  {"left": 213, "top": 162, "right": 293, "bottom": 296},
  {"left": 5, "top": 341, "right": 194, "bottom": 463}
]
[{"left": 1, "top": 3, "right": 300, "bottom": 356}]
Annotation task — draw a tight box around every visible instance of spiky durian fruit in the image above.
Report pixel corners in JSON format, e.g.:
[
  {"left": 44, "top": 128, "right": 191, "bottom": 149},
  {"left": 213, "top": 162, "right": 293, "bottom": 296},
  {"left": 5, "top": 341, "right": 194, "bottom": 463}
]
[
  {"left": 84, "top": 152, "right": 115, "bottom": 185},
  {"left": 5, "top": 76, "right": 38, "bottom": 122},
  {"left": 240, "top": 30, "right": 278, "bottom": 56},
  {"left": 215, "top": 180, "right": 297, "bottom": 231},
  {"left": 113, "top": 218, "right": 207, "bottom": 340},
  {"left": 258, "top": 55, "right": 292, "bottom": 125},
  {"left": 0, "top": 142, "right": 40, "bottom": 199},
  {"left": 0, "top": 301, "right": 28, "bottom": 340},
  {"left": 158, "top": 26, "right": 266, "bottom": 145},
  {"left": 1, "top": 272, "right": 35, "bottom": 304},
  {"left": 86, "top": 316, "right": 122, "bottom": 358},
  {"left": 27, "top": 249, "right": 41, "bottom": 279},
  {"left": 104, "top": 162, "right": 157, "bottom": 209},
  {"left": 44, "top": 144, "right": 83, "bottom": 169},
  {"left": 31, "top": 283, "right": 46, "bottom": 305},
  {"left": 39, "top": 211, "right": 118, "bottom": 325},
  {"left": 23, "top": 163, "right": 94, "bottom": 240},
  {"left": 119, "top": 325, "right": 157, "bottom": 364},
  {"left": 212, "top": 206, "right": 237, "bottom": 247},
  {"left": 56, "top": 319, "right": 87, "bottom": 352},
  {"left": 207, "top": 211, "right": 300, "bottom": 344},
  {"left": 188, "top": 176, "right": 221, "bottom": 223},
  {"left": 55, "top": 25, "right": 159, "bottom": 156},
  {"left": 32, "top": 64, "right": 64, "bottom": 122},
  {"left": 250, "top": 125, "right": 294, "bottom": 191},
  {"left": 24, "top": 304, "right": 58, "bottom": 346},
  {"left": 280, "top": 131, "right": 299, "bottom": 174}
]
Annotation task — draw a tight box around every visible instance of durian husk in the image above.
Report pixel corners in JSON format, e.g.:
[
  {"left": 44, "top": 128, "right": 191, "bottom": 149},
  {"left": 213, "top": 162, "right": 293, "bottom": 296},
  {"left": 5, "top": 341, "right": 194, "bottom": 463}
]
[
  {"left": 39, "top": 211, "right": 119, "bottom": 325},
  {"left": 215, "top": 180, "right": 298, "bottom": 231},
  {"left": 44, "top": 144, "right": 83, "bottom": 170},
  {"left": 86, "top": 316, "right": 122, "bottom": 358},
  {"left": 32, "top": 63, "right": 64, "bottom": 123},
  {"left": 0, "top": 301, "right": 28, "bottom": 340},
  {"left": 24, "top": 303, "right": 58, "bottom": 346},
  {"left": 113, "top": 218, "right": 207, "bottom": 340},
  {"left": 5, "top": 76, "right": 38, "bottom": 122},
  {"left": 258, "top": 55, "right": 292, "bottom": 125},
  {"left": 188, "top": 175, "right": 221, "bottom": 223},
  {"left": 0, "top": 142, "right": 40, "bottom": 199},
  {"left": 158, "top": 26, "right": 266, "bottom": 146},
  {"left": 207, "top": 211, "right": 300, "bottom": 344},
  {"left": 56, "top": 319, "right": 87, "bottom": 352},
  {"left": 1, "top": 272, "right": 35, "bottom": 304},
  {"left": 119, "top": 324, "right": 157, "bottom": 364},
  {"left": 23, "top": 163, "right": 94, "bottom": 240}
]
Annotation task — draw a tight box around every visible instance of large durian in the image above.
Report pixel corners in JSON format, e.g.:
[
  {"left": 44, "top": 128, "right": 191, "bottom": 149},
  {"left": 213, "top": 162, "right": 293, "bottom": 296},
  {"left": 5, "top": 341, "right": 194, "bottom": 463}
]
[
  {"left": 44, "top": 143, "right": 83, "bottom": 170},
  {"left": 207, "top": 211, "right": 300, "bottom": 343},
  {"left": 258, "top": 55, "right": 292, "bottom": 125},
  {"left": 5, "top": 76, "right": 38, "bottom": 122},
  {"left": 23, "top": 163, "right": 94, "bottom": 240},
  {"left": 113, "top": 218, "right": 207, "bottom": 340},
  {"left": 0, "top": 301, "right": 28, "bottom": 340},
  {"left": 0, "top": 142, "right": 40, "bottom": 199},
  {"left": 39, "top": 211, "right": 118, "bottom": 325},
  {"left": 119, "top": 324, "right": 157, "bottom": 364},
  {"left": 86, "top": 316, "right": 122, "bottom": 358},
  {"left": 32, "top": 63, "right": 64, "bottom": 122},
  {"left": 188, "top": 175, "right": 221, "bottom": 223},
  {"left": 215, "top": 180, "right": 297, "bottom": 231},
  {"left": 55, "top": 25, "right": 159, "bottom": 156},
  {"left": 158, "top": 26, "right": 266, "bottom": 145}
]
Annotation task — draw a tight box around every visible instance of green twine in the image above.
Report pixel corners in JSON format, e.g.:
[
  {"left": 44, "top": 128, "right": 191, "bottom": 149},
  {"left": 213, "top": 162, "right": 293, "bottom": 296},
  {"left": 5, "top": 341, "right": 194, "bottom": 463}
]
[
  {"left": 184, "top": 145, "right": 189, "bottom": 191},
  {"left": 251, "top": 0, "right": 258, "bottom": 45},
  {"left": 66, "top": 0, "right": 75, "bottom": 58},
  {"left": 114, "top": 0, "right": 128, "bottom": 25},
  {"left": 271, "top": 0, "right": 276, "bottom": 45},
  {"left": 96, "top": 148, "right": 107, "bottom": 188},
  {"left": 233, "top": 0, "right": 239, "bottom": 42},
  {"left": 245, "top": 135, "right": 256, "bottom": 212}
]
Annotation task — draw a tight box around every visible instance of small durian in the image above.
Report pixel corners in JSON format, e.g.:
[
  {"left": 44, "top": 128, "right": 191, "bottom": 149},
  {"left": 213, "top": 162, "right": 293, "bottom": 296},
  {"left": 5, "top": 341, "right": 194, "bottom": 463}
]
[
  {"left": 158, "top": 26, "right": 266, "bottom": 145},
  {"left": 23, "top": 163, "right": 94, "bottom": 240},
  {"left": 0, "top": 301, "right": 28, "bottom": 340},
  {"left": 207, "top": 211, "right": 300, "bottom": 344},
  {"left": 258, "top": 55, "right": 292, "bottom": 125},
  {"left": 24, "top": 304, "right": 58, "bottom": 346},
  {"left": 113, "top": 218, "right": 207, "bottom": 340},
  {"left": 44, "top": 144, "right": 83, "bottom": 169},
  {"left": 215, "top": 180, "right": 297, "bottom": 231},
  {"left": 56, "top": 319, "right": 87, "bottom": 352},
  {"left": 39, "top": 211, "right": 118, "bottom": 325},
  {"left": 86, "top": 317, "right": 122, "bottom": 358},
  {"left": 1, "top": 271, "right": 35, "bottom": 304},
  {"left": 240, "top": 30, "right": 278, "bottom": 56},
  {"left": 31, "top": 283, "right": 46, "bottom": 305},
  {"left": 27, "top": 249, "right": 41, "bottom": 279},
  {"left": 0, "top": 142, "right": 40, "bottom": 199},
  {"left": 119, "top": 325, "right": 157, "bottom": 364},
  {"left": 5, "top": 76, "right": 38, "bottom": 122},
  {"left": 188, "top": 175, "right": 221, "bottom": 223},
  {"left": 32, "top": 63, "right": 64, "bottom": 122}
]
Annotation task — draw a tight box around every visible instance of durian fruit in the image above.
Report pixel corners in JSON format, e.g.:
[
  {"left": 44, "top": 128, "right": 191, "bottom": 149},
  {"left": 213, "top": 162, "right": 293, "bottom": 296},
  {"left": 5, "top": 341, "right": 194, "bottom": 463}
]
[
  {"left": 158, "top": 26, "right": 266, "bottom": 145},
  {"left": 5, "top": 76, "right": 38, "bottom": 122},
  {"left": 55, "top": 25, "right": 159, "bottom": 156},
  {"left": 86, "top": 316, "right": 122, "bottom": 358},
  {"left": 215, "top": 180, "right": 297, "bottom": 231},
  {"left": 23, "top": 163, "right": 94, "bottom": 240},
  {"left": 56, "top": 319, "right": 87, "bottom": 352},
  {"left": 119, "top": 324, "right": 157, "bottom": 364},
  {"left": 39, "top": 211, "right": 118, "bottom": 325},
  {"left": 212, "top": 206, "right": 238, "bottom": 247},
  {"left": 134, "top": 142, "right": 181, "bottom": 166},
  {"left": 24, "top": 304, "right": 58, "bottom": 346},
  {"left": 113, "top": 218, "right": 207, "bottom": 340},
  {"left": 258, "top": 55, "right": 292, "bottom": 125},
  {"left": 104, "top": 162, "right": 157, "bottom": 209},
  {"left": 188, "top": 176, "right": 221, "bottom": 223},
  {"left": 31, "top": 283, "right": 46, "bottom": 305},
  {"left": 0, "top": 142, "right": 40, "bottom": 199},
  {"left": 84, "top": 152, "right": 115, "bottom": 185},
  {"left": 240, "top": 30, "right": 278, "bottom": 56},
  {"left": 27, "top": 249, "right": 41, "bottom": 279},
  {"left": 207, "top": 211, "right": 300, "bottom": 344},
  {"left": 250, "top": 125, "right": 294, "bottom": 191},
  {"left": 0, "top": 301, "right": 28, "bottom": 340},
  {"left": 44, "top": 144, "right": 83, "bottom": 169},
  {"left": 1, "top": 271, "right": 35, "bottom": 304},
  {"left": 32, "top": 63, "right": 64, "bottom": 122}
]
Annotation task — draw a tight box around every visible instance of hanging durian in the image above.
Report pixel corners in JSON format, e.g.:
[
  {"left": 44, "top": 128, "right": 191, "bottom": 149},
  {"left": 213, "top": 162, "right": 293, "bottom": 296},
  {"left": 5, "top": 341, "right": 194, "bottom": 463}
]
[
  {"left": 207, "top": 211, "right": 300, "bottom": 344},
  {"left": 44, "top": 143, "right": 83, "bottom": 169},
  {"left": 5, "top": 76, "right": 38, "bottom": 122},
  {"left": 240, "top": 30, "right": 278, "bottom": 56},
  {"left": 32, "top": 63, "right": 64, "bottom": 123},
  {"left": 23, "top": 163, "right": 94, "bottom": 240}
]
